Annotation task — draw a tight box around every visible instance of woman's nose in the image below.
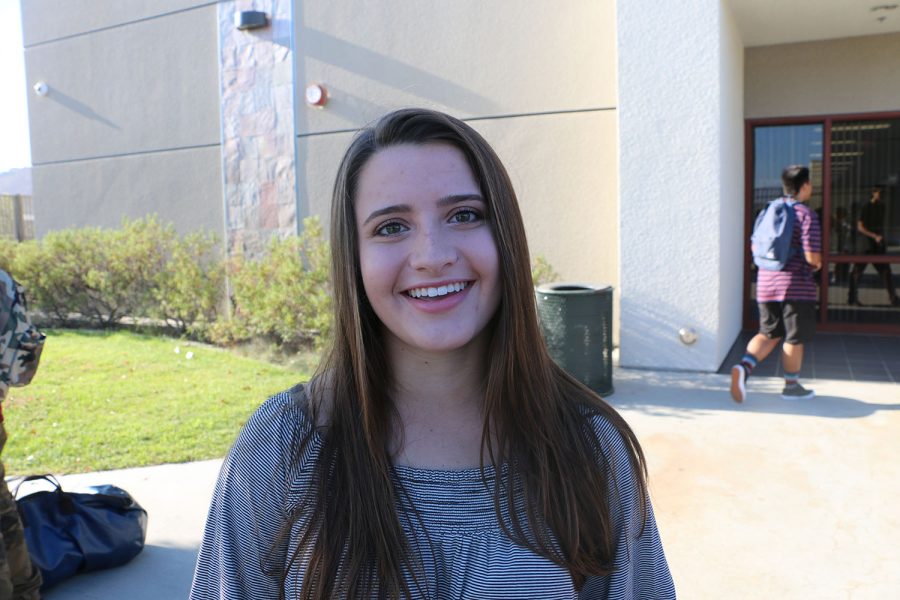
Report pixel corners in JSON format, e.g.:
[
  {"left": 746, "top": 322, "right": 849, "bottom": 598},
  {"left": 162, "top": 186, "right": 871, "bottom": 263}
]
[{"left": 409, "top": 228, "right": 458, "bottom": 272}]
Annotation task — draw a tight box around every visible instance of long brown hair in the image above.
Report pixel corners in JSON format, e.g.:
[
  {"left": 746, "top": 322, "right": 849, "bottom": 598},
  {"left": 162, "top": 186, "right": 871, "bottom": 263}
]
[{"left": 284, "top": 108, "right": 648, "bottom": 598}]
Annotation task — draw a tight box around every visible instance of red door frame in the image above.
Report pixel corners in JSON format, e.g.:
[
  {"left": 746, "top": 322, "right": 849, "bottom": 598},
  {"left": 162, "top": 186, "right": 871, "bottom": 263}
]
[{"left": 743, "top": 111, "right": 900, "bottom": 335}]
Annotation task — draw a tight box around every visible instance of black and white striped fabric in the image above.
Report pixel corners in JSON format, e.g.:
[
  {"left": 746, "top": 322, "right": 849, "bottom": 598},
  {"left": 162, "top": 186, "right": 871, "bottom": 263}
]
[{"left": 190, "top": 388, "right": 676, "bottom": 599}]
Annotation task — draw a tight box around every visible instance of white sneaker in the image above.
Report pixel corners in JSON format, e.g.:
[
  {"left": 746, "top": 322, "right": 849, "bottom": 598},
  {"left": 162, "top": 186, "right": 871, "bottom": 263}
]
[{"left": 730, "top": 364, "right": 746, "bottom": 403}]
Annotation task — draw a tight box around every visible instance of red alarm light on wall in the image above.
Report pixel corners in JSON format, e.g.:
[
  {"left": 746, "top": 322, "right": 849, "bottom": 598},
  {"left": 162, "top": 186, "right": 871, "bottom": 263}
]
[{"left": 305, "top": 84, "right": 328, "bottom": 107}]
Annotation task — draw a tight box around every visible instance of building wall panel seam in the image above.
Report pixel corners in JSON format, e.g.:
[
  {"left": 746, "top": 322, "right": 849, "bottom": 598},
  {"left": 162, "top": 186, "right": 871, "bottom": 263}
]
[
  {"left": 31, "top": 143, "right": 222, "bottom": 167},
  {"left": 24, "top": 1, "right": 220, "bottom": 49}
]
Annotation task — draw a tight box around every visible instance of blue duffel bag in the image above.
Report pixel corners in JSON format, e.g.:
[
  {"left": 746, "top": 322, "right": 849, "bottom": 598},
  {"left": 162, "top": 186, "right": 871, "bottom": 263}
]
[{"left": 14, "top": 474, "right": 148, "bottom": 590}]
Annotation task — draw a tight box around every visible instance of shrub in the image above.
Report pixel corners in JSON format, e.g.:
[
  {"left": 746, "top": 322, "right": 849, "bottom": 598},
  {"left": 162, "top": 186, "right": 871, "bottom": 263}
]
[
  {"left": 0, "top": 236, "right": 18, "bottom": 273},
  {"left": 14, "top": 227, "right": 108, "bottom": 326},
  {"left": 8, "top": 216, "right": 326, "bottom": 349},
  {"left": 99, "top": 218, "right": 171, "bottom": 323},
  {"left": 9, "top": 217, "right": 224, "bottom": 333},
  {"left": 211, "top": 217, "right": 332, "bottom": 351},
  {"left": 152, "top": 230, "right": 225, "bottom": 336},
  {"left": 13, "top": 218, "right": 169, "bottom": 327}
]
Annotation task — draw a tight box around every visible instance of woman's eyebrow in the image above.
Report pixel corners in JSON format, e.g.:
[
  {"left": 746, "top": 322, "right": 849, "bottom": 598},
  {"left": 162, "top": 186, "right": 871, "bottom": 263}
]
[
  {"left": 437, "top": 193, "right": 484, "bottom": 207},
  {"left": 362, "top": 195, "right": 484, "bottom": 226},
  {"left": 362, "top": 204, "right": 410, "bottom": 226}
]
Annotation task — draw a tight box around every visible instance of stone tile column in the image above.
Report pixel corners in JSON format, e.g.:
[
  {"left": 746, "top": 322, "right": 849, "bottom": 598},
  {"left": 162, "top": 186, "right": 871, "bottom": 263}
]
[{"left": 218, "top": 0, "right": 297, "bottom": 258}]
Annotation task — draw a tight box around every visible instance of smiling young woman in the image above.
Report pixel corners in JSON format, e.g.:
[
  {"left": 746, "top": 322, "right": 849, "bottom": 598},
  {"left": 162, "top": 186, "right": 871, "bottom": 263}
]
[{"left": 190, "top": 109, "right": 675, "bottom": 599}]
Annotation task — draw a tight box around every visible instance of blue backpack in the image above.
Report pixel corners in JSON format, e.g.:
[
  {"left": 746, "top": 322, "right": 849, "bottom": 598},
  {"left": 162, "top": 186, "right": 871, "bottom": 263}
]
[{"left": 751, "top": 197, "right": 797, "bottom": 271}]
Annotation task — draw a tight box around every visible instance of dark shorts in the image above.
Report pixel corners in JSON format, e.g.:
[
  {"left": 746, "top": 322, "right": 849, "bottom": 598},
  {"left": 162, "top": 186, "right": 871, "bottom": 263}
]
[{"left": 758, "top": 301, "right": 816, "bottom": 344}]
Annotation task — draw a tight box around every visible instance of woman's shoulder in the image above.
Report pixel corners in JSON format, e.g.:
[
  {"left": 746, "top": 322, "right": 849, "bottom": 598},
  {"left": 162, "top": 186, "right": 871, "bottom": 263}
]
[
  {"left": 244, "top": 382, "right": 314, "bottom": 433},
  {"left": 578, "top": 403, "right": 630, "bottom": 447},
  {"left": 229, "top": 383, "right": 320, "bottom": 472},
  {"left": 577, "top": 402, "right": 643, "bottom": 481}
]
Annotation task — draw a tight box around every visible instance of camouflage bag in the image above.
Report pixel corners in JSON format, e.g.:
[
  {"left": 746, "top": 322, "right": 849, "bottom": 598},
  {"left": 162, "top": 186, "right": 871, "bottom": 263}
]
[{"left": 0, "top": 269, "right": 46, "bottom": 400}]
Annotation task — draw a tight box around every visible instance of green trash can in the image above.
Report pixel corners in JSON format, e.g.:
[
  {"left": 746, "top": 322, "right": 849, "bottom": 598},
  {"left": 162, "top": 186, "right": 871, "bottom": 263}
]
[{"left": 535, "top": 283, "right": 614, "bottom": 396}]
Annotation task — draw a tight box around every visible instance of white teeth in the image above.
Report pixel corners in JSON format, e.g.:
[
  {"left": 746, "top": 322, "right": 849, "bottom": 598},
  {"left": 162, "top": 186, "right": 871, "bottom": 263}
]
[{"left": 407, "top": 282, "right": 467, "bottom": 298}]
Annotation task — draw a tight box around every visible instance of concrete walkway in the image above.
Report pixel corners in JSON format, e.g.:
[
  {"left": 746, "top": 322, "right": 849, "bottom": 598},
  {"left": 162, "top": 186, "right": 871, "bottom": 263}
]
[
  {"left": 613, "top": 369, "right": 899, "bottom": 599},
  {"left": 22, "top": 369, "right": 900, "bottom": 599}
]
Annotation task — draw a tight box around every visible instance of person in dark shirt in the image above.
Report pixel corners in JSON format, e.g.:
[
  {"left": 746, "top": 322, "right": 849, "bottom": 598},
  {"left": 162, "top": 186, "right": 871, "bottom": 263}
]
[{"left": 848, "top": 187, "right": 900, "bottom": 307}]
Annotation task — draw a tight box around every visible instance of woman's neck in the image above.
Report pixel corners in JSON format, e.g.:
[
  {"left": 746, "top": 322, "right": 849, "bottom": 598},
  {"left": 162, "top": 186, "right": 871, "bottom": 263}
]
[{"left": 385, "top": 333, "right": 492, "bottom": 469}]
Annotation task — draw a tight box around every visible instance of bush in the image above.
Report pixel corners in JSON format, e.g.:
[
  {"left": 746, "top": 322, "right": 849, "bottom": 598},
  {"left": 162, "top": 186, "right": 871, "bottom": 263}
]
[
  {"left": 9, "top": 217, "right": 224, "bottom": 334},
  {"left": 14, "top": 227, "right": 112, "bottom": 326},
  {"left": 12, "top": 219, "right": 169, "bottom": 326},
  {"left": 8, "top": 216, "right": 328, "bottom": 349},
  {"left": 211, "top": 217, "right": 331, "bottom": 351},
  {"left": 152, "top": 230, "right": 225, "bottom": 336},
  {"left": 0, "top": 236, "right": 18, "bottom": 273}
]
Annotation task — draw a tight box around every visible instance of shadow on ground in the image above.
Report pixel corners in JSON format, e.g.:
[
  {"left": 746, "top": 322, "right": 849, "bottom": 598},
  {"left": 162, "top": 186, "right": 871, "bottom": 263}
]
[{"left": 609, "top": 369, "right": 900, "bottom": 420}]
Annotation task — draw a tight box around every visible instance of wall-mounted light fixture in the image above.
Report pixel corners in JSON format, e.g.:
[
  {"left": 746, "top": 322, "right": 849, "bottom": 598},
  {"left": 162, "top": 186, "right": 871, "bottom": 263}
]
[
  {"left": 33, "top": 81, "right": 49, "bottom": 96},
  {"left": 305, "top": 83, "right": 328, "bottom": 107},
  {"left": 235, "top": 10, "right": 268, "bottom": 30}
]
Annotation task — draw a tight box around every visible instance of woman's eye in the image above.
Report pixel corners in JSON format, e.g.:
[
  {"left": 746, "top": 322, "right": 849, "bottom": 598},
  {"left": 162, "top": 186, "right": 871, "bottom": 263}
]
[
  {"left": 450, "top": 209, "right": 481, "bottom": 224},
  {"left": 375, "top": 221, "right": 407, "bottom": 236}
]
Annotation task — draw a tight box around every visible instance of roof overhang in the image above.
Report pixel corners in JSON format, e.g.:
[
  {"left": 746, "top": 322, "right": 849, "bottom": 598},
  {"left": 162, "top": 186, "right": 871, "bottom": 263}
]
[{"left": 728, "top": 0, "right": 900, "bottom": 47}]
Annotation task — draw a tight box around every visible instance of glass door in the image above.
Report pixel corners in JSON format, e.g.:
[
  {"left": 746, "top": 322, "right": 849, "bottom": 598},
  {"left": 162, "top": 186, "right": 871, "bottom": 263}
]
[
  {"left": 826, "top": 117, "right": 900, "bottom": 326},
  {"left": 747, "top": 115, "right": 900, "bottom": 334}
]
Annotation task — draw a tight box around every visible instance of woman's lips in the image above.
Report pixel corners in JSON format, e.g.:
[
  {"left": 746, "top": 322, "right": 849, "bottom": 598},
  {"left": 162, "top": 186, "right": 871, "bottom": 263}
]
[
  {"left": 403, "top": 281, "right": 472, "bottom": 313},
  {"left": 405, "top": 281, "right": 469, "bottom": 299}
]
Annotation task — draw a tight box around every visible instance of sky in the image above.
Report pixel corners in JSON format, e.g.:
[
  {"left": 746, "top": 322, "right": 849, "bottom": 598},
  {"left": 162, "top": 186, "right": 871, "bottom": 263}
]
[{"left": 0, "top": 0, "right": 31, "bottom": 173}]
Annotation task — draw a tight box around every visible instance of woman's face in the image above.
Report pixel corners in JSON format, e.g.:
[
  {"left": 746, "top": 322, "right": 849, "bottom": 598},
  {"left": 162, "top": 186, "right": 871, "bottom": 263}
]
[{"left": 354, "top": 142, "right": 501, "bottom": 355}]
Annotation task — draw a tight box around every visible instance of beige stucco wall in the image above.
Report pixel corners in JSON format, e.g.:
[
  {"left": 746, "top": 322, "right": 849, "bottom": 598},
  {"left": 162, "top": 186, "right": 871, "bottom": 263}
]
[
  {"left": 22, "top": 1, "right": 223, "bottom": 237},
  {"left": 716, "top": 1, "right": 745, "bottom": 366},
  {"left": 745, "top": 32, "right": 900, "bottom": 118},
  {"left": 20, "top": 0, "right": 212, "bottom": 46},
  {"left": 292, "top": 0, "right": 619, "bottom": 289},
  {"left": 477, "top": 112, "right": 619, "bottom": 288},
  {"left": 293, "top": 1, "right": 616, "bottom": 132},
  {"left": 32, "top": 147, "right": 223, "bottom": 234}
]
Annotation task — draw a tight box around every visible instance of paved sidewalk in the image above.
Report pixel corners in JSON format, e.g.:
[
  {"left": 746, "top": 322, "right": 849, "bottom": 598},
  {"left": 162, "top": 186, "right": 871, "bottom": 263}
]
[
  {"left": 614, "top": 369, "right": 899, "bottom": 599},
  {"left": 23, "top": 369, "right": 900, "bottom": 599}
]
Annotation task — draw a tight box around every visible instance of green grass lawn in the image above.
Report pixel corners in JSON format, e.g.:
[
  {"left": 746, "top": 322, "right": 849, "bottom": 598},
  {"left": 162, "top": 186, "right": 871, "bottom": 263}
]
[{"left": 3, "top": 329, "right": 310, "bottom": 475}]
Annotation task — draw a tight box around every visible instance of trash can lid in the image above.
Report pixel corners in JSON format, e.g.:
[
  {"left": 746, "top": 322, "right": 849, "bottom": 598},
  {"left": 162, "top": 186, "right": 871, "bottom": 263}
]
[{"left": 535, "top": 282, "right": 613, "bottom": 295}]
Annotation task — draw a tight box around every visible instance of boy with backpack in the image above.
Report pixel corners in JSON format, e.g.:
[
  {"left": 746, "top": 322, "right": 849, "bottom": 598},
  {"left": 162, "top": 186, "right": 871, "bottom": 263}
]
[
  {"left": 0, "top": 268, "right": 45, "bottom": 598},
  {"left": 731, "top": 165, "right": 822, "bottom": 403}
]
